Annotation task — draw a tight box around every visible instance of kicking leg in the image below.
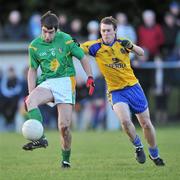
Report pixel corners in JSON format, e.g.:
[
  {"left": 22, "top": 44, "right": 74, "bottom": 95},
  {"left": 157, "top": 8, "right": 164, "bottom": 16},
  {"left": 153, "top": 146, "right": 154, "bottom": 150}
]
[{"left": 22, "top": 87, "right": 53, "bottom": 151}]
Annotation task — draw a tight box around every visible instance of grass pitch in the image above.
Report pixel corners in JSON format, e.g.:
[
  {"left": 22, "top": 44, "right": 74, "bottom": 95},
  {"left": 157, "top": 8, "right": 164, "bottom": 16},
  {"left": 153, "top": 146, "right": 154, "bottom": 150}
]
[{"left": 0, "top": 125, "right": 180, "bottom": 180}]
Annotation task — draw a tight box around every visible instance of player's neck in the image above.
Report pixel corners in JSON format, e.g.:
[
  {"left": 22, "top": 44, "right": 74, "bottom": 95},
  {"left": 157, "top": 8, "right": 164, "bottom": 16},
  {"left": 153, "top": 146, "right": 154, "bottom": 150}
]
[{"left": 102, "top": 38, "right": 116, "bottom": 46}]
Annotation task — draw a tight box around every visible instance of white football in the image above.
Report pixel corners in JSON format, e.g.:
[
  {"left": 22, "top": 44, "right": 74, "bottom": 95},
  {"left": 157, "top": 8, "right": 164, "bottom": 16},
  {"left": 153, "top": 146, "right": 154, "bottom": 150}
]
[{"left": 22, "top": 119, "right": 44, "bottom": 140}]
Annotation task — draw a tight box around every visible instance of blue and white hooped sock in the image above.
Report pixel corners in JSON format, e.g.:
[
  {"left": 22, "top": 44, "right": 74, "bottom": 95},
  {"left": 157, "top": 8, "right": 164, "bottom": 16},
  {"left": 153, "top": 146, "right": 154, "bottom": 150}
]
[
  {"left": 149, "top": 146, "right": 159, "bottom": 159},
  {"left": 132, "top": 135, "right": 143, "bottom": 148}
]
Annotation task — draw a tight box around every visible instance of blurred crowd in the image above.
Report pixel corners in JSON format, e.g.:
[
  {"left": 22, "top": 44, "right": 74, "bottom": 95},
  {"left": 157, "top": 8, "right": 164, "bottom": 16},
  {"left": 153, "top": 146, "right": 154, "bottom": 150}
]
[{"left": 0, "top": 1, "right": 180, "bottom": 131}]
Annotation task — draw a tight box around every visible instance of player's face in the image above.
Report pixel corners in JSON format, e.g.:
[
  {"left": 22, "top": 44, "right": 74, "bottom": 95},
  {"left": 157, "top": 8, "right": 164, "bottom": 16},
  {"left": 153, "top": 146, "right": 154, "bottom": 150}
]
[
  {"left": 100, "top": 23, "right": 116, "bottom": 44},
  {"left": 42, "top": 26, "right": 56, "bottom": 42}
]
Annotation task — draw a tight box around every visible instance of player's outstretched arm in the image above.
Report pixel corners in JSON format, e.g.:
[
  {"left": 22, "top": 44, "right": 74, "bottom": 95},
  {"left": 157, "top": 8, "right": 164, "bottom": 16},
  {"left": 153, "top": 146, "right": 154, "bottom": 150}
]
[
  {"left": 121, "top": 39, "right": 144, "bottom": 56},
  {"left": 131, "top": 44, "right": 144, "bottom": 56}
]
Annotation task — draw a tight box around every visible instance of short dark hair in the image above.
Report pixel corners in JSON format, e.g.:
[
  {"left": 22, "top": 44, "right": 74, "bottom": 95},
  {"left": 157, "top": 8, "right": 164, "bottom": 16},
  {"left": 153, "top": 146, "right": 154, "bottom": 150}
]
[
  {"left": 41, "top": 11, "right": 59, "bottom": 30},
  {"left": 100, "top": 16, "right": 118, "bottom": 30}
]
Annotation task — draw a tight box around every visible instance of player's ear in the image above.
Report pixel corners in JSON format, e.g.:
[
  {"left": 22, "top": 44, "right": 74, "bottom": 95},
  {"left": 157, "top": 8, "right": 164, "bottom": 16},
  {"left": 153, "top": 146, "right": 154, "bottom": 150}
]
[{"left": 114, "top": 27, "right": 117, "bottom": 33}]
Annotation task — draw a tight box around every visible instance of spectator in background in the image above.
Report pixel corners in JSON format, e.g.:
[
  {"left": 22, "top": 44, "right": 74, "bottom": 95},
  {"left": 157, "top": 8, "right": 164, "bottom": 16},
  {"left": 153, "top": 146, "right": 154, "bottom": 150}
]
[
  {"left": 132, "top": 48, "right": 150, "bottom": 86},
  {"left": 0, "top": 21, "right": 3, "bottom": 40},
  {"left": 4, "top": 10, "right": 26, "bottom": 41},
  {"left": 169, "top": 1, "right": 180, "bottom": 26},
  {"left": 116, "top": 12, "right": 137, "bottom": 60},
  {"left": 162, "top": 12, "right": 179, "bottom": 58},
  {"left": 172, "top": 43, "right": 180, "bottom": 118},
  {"left": 164, "top": 31, "right": 180, "bottom": 85},
  {"left": 70, "top": 18, "right": 83, "bottom": 41},
  {"left": 72, "top": 75, "right": 91, "bottom": 130},
  {"left": 58, "top": 13, "right": 70, "bottom": 33},
  {"left": 136, "top": 10, "right": 164, "bottom": 102},
  {"left": 0, "top": 67, "right": 22, "bottom": 130},
  {"left": 116, "top": 12, "right": 137, "bottom": 43},
  {"left": 90, "top": 75, "right": 106, "bottom": 130},
  {"left": 138, "top": 10, "right": 164, "bottom": 59},
  {"left": 39, "top": 104, "right": 57, "bottom": 129},
  {"left": 0, "top": 68, "right": 3, "bottom": 115},
  {"left": 20, "top": 67, "right": 29, "bottom": 99},
  {"left": 73, "top": 75, "right": 106, "bottom": 131},
  {"left": 176, "top": 31, "right": 180, "bottom": 46},
  {"left": 87, "top": 20, "right": 99, "bottom": 40},
  {"left": 162, "top": 12, "right": 179, "bottom": 84},
  {"left": 18, "top": 67, "right": 29, "bottom": 120},
  {"left": 154, "top": 12, "right": 179, "bottom": 123},
  {"left": 0, "top": 68, "right": 5, "bottom": 131},
  {"left": 27, "top": 13, "right": 41, "bottom": 40}
]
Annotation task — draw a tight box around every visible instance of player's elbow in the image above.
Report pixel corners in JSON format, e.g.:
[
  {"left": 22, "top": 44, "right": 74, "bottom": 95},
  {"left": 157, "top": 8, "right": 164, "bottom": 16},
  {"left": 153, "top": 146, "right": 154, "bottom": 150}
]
[
  {"left": 133, "top": 45, "right": 144, "bottom": 56},
  {"left": 138, "top": 49, "right": 144, "bottom": 56},
  {"left": 136, "top": 48, "right": 144, "bottom": 56}
]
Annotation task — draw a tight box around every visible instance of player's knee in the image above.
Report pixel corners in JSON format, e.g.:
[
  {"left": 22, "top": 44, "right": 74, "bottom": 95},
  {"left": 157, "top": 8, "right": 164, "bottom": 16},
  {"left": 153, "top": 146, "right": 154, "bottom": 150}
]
[
  {"left": 25, "top": 97, "right": 32, "bottom": 109},
  {"left": 58, "top": 120, "right": 69, "bottom": 130},
  {"left": 121, "top": 119, "right": 132, "bottom": 129},
  {"left": 25, "top": 96, "right": 38, "bottom": 109},
  {"left": 60, "top": 126, "right": 70, "bottom": 137},
  {"left": 141, "top": 120, "right": 152, "bottom": 129},
  {"left": 58, "top": 116, "right": 71, "bottom": 129}
]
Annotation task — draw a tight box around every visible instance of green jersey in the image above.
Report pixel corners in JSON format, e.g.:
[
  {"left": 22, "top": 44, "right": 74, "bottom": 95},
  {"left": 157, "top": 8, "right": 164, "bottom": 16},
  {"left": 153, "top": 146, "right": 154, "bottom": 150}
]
[{"left": 28, "top": 31, "right": 85, "bottom": 84}]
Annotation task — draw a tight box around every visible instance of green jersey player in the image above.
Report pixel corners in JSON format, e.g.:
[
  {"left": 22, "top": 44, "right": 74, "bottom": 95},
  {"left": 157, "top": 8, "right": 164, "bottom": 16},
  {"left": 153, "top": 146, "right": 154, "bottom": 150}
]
[{"left": 23, "top": 11, "right": 95, "bottom": 168}]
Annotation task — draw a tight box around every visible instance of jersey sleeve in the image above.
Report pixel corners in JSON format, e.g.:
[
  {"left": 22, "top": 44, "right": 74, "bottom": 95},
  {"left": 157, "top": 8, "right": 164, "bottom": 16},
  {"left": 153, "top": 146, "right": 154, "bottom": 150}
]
[
  {"left": 81, "top": 40, "right": 101, "bottom": 57},
  {"left": 28, "top": 45, "right": 39, "bottom": 69},
  {"left": 66, "top": 37, "right": 85, "bottom": 60},
  {"left": 80, "top": 42, "right": 89, "bottom": 54}
]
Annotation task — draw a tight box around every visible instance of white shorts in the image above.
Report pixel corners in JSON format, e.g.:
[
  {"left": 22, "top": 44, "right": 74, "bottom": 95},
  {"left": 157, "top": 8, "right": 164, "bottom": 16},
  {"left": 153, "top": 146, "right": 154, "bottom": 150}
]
[{"left": 37, "top": 77, "right": 76, "bottom": 106}]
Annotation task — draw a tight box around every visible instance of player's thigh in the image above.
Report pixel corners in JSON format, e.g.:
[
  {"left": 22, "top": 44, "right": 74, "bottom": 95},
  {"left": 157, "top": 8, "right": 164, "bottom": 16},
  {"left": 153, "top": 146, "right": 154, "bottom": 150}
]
[
  {"left": 113, "top": 102, "right": 131, "bottom": 122},
  {"left": 57, "top": 103, "right": 73, "bottom": 127},
  {"left": 28, "top": 87, "right": 54, "bottom": 105},
  {"left": 136, "top": 108, "right": 152, "bottom": 126}
]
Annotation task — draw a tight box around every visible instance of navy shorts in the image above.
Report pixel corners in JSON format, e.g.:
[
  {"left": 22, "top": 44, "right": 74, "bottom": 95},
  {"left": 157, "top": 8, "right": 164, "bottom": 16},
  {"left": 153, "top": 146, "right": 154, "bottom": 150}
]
[{"left": 110, "top": 83, "right": 148, "bottom": 114}]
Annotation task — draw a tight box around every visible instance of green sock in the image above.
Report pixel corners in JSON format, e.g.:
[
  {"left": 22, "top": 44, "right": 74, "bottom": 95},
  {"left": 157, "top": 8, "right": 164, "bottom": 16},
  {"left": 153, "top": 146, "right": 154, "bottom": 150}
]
[
  {"left": 62, "top": 149, "right": 71, "bottom": 162},
  {"left": 27, "top": 108, "right": 43, "bottom": 122}
]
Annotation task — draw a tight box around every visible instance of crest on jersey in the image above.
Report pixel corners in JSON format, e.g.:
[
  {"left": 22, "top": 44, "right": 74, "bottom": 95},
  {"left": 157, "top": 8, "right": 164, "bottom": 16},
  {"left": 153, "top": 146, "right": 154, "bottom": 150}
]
[
  {"left": 50, "top": 59, "right": 60, "bottom": 71},
  {"left": 112, "top": 58, "right": 120, "bottom": 64}
]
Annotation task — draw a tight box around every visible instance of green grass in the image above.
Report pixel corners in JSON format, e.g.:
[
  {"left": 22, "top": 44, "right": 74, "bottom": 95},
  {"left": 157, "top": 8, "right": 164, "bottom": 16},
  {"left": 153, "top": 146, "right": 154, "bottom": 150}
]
[{"left": 0, "top": 126, "right": 180, "bottom": 180}]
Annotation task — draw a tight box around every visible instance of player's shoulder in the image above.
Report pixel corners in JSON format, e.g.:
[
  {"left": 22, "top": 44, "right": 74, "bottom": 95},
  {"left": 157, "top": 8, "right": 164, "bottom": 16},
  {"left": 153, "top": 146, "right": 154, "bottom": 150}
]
[
  {"left": 116, "top": 37, "right": 132, "bottom": 44},
  {"left": 56, "top": 31, "right": 73, "bottom": 44},
  {"left": 81, "top": 39, "right": 102, "bottom": 56},
  {"left": 116, "top": 38, "right": 125, "bottom": 43},
  {"left": 30, "top": 36, "right": 42, "bottom": 45},
  {"left": 28, "top": 36, "right": 41, "bottom": 51},
  {"left": 56, "top": 31, "right": 71, "bottom": 38},
  {"left": 82, "top": 39, "right": 101, "bottom": 47}
]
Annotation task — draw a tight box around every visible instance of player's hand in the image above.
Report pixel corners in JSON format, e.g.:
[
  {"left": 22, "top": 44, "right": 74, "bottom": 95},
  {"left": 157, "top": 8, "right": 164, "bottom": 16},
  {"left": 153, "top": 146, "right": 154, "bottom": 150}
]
[
  {"left": 24, "top": 96, "right": 28, "bottom": 111},
  {"left": 86, "top": 76, "right": 95, "bottom": 96},
  {"left": 121, "top": 40, "right": 133, "bottom": 49}
]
